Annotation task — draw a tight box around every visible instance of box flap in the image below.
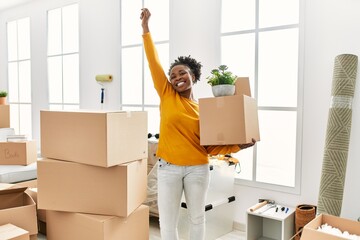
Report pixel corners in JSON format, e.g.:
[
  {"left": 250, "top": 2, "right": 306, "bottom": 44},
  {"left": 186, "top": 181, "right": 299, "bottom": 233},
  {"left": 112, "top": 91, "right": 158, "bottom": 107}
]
[
  {"left": 0, "top": 185, "right": 27, "bottom": 195},
  {"left": 235, "top": 77, "right": 251, "bottom": 97}
]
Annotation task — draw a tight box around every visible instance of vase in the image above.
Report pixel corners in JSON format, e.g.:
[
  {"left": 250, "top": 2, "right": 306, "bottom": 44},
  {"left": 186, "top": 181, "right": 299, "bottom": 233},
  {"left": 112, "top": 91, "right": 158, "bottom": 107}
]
[
  {"left": 211, "top": 85, "right": 235, "bottom": 97},
  {"left": 0, "top": 97, "right": 6, "bottom": 105}
]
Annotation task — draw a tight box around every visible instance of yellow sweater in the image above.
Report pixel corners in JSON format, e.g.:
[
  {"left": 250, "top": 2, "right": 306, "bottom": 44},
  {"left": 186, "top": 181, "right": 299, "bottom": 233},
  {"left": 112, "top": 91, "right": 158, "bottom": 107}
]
[{"left": 143, "top": 32, "right": 240, "bottom": 166}]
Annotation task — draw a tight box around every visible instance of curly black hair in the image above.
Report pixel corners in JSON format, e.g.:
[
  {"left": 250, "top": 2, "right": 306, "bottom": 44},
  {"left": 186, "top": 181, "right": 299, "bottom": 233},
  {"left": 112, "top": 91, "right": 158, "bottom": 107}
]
[{"left": 168, "top": 55, "right": 202, "bottom": 84}]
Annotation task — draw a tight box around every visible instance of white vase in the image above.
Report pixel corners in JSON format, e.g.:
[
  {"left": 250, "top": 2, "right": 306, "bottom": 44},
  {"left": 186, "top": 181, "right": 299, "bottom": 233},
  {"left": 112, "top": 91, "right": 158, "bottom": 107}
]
[{"left": 211, "top": 85, "right": 235, "bottom": 97}]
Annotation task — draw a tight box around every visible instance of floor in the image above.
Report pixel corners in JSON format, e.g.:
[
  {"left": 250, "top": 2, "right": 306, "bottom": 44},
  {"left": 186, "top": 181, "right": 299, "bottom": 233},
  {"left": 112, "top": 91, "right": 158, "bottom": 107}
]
[{"left": 37, "top": 217, "right": 246, "bottom": 240}]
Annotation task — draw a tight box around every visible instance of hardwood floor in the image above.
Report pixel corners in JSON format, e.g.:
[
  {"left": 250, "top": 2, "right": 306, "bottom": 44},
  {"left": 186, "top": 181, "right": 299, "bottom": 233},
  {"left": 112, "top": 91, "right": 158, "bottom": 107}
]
[{"left": 37, "top": 217, "right": 246, "bottom": 240}]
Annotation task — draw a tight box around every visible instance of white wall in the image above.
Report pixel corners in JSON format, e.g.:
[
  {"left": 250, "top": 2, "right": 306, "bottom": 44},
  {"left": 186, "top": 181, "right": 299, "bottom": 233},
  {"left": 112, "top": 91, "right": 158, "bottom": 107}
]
[{"left": 1, "top": 0, "right": 360, "bottom": 226}]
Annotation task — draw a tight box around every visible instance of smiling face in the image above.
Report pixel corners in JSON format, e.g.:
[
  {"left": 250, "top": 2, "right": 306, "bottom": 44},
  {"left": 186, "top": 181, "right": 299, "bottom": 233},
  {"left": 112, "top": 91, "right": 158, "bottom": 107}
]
[{"left": 169, "top": 64, "right": 194, "bottom": 97}]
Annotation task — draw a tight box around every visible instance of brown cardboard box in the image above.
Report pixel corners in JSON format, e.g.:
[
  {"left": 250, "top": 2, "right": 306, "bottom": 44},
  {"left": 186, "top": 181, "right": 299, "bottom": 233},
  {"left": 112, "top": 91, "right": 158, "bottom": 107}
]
[
  {"left": 0, "top": 223, "right": 29, "bottom": 240},
  {"left": 15, "top": 180, "right": 46, "bottom": 222},
  {"left": 199, "top": 94, "right": 260, "bottom": 145},
  {"left": 46, "top": 205, "right": 149, "bottom": 240},
  {"left": 0, "top": 185, "right": 38, "bottom": 235},
  {"left": 40, "top": 110, "right": 148, "bottom": 167},
  {"left": 234, "top": 77, "right": 251, "bottom": 97},
  {"left": 301, "top": 214, "right": 360, "bottom": 240},
  {"left": 25, "top": 188, "right": 46, "bottom": 223},
  {"left": 0, "top": 105, "right": 10, "bottom": 128},
  {"left": 37, "top": 158, "right": 147, "bottom": 217},
  {"left": 0, "top": 141, "right": 37, "bottom": 166}
]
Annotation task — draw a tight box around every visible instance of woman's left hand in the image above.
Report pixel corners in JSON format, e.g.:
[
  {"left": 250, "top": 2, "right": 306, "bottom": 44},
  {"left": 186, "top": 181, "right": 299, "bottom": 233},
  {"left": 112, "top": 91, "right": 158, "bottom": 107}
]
[{"left": 239, "top": 138, "right": 256, "bottom": 150}]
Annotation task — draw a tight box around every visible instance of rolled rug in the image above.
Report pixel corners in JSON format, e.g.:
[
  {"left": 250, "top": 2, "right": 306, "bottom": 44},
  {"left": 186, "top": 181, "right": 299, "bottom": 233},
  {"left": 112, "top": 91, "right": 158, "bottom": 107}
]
[{"left": 317, "top": 54, "right": 358, "bottom": 216}]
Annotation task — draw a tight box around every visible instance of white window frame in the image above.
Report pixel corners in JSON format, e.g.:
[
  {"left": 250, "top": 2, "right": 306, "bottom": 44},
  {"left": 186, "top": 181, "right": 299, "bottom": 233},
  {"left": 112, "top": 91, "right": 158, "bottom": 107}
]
[
  {"left": 6, "top": 17, "right": 32, "bottom": 137},
  {"left": 220, "top": 0, "right": 304, "bottom": 194},
  {"left": 47, "top": 3, "right": 80, "bottom": 110}
]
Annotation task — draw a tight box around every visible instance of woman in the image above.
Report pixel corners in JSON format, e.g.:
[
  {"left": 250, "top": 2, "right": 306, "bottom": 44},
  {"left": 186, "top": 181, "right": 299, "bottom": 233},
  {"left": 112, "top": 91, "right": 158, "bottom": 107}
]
[{"left": 140, "top": 8, "right": 255, "bottom": 240}]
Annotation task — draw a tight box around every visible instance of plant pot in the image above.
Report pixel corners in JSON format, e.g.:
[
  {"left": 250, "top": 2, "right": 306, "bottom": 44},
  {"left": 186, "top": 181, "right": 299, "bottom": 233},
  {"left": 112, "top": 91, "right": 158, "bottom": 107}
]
[
  {"left": 0, "top": 97, "right": 6, "bottom": 105},
  {"left": 211, "top": 85, "right": 235, "bottom": 97}
]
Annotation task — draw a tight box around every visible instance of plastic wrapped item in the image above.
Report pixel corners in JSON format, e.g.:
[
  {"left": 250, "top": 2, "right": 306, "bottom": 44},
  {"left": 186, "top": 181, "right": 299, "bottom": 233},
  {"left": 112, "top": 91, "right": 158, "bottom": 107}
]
[{"left": 144, "top": 161, "right": 159, "bottom": 217}]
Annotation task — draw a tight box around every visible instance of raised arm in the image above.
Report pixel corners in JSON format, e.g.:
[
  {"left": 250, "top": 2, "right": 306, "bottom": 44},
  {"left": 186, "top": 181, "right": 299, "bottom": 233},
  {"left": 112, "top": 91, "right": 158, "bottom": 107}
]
[{"left": 140, "top": 8, "right": 150, "bottom": 34}]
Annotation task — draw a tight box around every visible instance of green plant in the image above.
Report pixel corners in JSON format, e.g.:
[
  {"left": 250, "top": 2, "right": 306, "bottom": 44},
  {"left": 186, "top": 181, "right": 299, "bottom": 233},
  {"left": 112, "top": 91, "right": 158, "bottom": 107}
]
[
  {"left": 0, "top": 90, "right": 8, "bottom": 97},
  {"left": 206, "top": 65, "right": 237, "bottom": 86}
]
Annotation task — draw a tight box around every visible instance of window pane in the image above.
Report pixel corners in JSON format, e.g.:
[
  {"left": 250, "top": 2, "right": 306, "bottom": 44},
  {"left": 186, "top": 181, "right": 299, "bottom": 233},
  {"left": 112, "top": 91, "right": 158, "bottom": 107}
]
[
  {"left": 144, "top": 43, "right": 168, "bottom": 105},
  {"left": 144, "top": 107, "right": 160, "bottom": 135},
  {"left": 49, "top": 104, "right": 63, "bottom": 110},
  {"left": 48, "top": 8, "right": 62, "bottom": 55},
  {"left": 48, "top": 56, "right": 63, "bottom": 103},
  {"left": 63, "top": 104, "right": 79, "bottom": 110},
  {"left": 8, "top": 62, "right": 19, "bottom": 102},
  {"left": 259, "top": 0, "right": 299, "bottom": 28},
  {"left": 256, "top": 110, "right": 297, "bottom": 187},
  {"left": 19, "top": 104, "right": 32, "bottom": 137},
  {"left": 121, "top": 0, "right": 142, "bottom": 45},
  {"left": 7, "top": 21, "right": 18, "bottom": 61},
  {"left": 122, "top": 47, "right": 142, "bottom": 104},
  {"left": 258, "top": 29, "right": 298, "bottom": 107},
  {"left": 121, "top": 106, "right": 142, "bottom": 111},
  {"left": 18, "top": 60, "right": 32, "bottom": 103},
  {"left": 10, "top": 104, "right": 20, "bottom": 134},
  {"left": 221, "top": 0, "right": 255, "bottom": 32},
  {"left": 221, "top": 34, "right": 256, "bottom": 96},
  {"left": 17, "top": 18, "right": 31, "bottom": 60},
  {"left": 144, "top": 0, "right": 169, "bottom": 42},
  {"left": 63, "top": 54, "right": 79, "bottom": 104},
  {"left": 233, "top": 146, "right": 254, "bottom": 180},
  {"left": 62, "top": 4, "right": 79, "bottom": 53}
]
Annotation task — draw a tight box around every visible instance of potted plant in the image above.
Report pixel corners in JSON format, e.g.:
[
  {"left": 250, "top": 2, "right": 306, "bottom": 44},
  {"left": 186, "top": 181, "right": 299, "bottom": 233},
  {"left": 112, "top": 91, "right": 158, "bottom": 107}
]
[
  {"left": 0, "top": 90, "right": 8, "bottom": 105},
  {"left": 207, "top": 65, "right": 237, "bottom": 97}
]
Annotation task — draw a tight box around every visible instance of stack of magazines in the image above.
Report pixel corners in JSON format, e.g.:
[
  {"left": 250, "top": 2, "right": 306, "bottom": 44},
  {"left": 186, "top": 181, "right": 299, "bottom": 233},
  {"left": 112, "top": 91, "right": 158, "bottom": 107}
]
[{"left": 6, "top": 134, "right": 28, "bottom": 142}]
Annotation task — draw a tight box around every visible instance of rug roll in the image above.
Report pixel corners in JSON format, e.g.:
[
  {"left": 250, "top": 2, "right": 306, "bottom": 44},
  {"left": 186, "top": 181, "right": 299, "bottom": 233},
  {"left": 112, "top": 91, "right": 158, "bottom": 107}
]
[
  {"left": 317, "top": 54, "right": 358, "bottom": 216},
  {"left": 295, "top": 204, "right": 317, "bottom": 240}
]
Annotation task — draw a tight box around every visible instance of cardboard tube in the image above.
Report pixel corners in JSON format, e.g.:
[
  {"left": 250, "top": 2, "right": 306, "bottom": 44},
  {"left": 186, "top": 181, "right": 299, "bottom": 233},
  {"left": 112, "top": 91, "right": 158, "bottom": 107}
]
[{"left": 249, "top": 201, "right": 267, "bottom": 212}]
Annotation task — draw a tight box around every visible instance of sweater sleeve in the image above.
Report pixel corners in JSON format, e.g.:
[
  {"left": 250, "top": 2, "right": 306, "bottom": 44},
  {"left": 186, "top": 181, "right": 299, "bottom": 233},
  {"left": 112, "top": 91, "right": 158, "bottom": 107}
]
[
  {"left": 142, "top": 32, "right": 170, "bottom": 98},
  {"left": 205, "top": 145, "right": 241, "bottom": 155}
]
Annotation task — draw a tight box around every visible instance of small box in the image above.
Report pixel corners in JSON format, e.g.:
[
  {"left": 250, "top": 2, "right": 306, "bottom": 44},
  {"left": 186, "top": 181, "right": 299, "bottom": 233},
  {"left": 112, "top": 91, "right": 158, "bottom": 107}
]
[
  {"left": 0, "top": 223, "right": 29, "bottom": 240},
  {"left": 0, "top": 141, "right": 37, "bottom": 165},
  {"left": 46, "top": 205, "right": 149, "bottom": 240},
  {"left": 37, "top": 158, "right": 147, "bottom": 217},
  {"left": 199, "top": 94, "right": 260, "bottom": 145},
  {"left": 0, "top": 105, "right": 10, "bottom": 128},
  {"left": 301, "top": 213, "right": 360, "bottom": 240},
  {"left": 0, "top": 185, "right": 38, "bottom": 235},
  {"left": 40, "top": 110, "right": 148, "bottom": 167}
]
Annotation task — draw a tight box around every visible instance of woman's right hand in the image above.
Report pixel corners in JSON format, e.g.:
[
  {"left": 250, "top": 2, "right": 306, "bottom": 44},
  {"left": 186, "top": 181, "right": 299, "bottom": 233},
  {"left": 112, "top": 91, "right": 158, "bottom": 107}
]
[{"left": 140, "top": 8, "right": 151, "bottom": 33}]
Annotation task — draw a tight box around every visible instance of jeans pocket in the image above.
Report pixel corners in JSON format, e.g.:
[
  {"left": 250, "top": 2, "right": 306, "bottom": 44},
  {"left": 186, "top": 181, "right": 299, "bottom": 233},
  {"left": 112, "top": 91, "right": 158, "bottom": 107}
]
[{"left": 158, "top": 158, "right": 170, "bottom": 168}]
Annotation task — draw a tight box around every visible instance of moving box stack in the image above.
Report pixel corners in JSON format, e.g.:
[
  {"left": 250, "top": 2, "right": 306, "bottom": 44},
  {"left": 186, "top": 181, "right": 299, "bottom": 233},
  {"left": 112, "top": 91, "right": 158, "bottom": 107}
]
[
  {"left": 37, "top": 109, "right": 149, "bottom": 240},
  {"left": 0, "top": 104, "right": 39, "bottom": 240}
]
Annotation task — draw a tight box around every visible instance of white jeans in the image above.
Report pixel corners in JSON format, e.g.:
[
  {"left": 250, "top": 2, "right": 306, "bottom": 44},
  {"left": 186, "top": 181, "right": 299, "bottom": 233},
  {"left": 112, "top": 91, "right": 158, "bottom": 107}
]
[{"left": 157, "top": 159, "right": 210, "bottom": 240}]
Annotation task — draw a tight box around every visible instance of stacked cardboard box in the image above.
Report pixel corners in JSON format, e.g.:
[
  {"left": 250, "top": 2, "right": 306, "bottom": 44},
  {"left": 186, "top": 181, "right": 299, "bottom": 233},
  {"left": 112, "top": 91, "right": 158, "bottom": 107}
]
[
  {"left": 37, "top": 110, "right": 150, "bottom": 240},
  {"left": 199, "top": 77, "right": 260, "bottom": 145},
  {"left": 0, "top": 141, "right": 37, "bottom": 165},
  {"left": 0, "top": 105, "right": 10, "bottom": 128}
]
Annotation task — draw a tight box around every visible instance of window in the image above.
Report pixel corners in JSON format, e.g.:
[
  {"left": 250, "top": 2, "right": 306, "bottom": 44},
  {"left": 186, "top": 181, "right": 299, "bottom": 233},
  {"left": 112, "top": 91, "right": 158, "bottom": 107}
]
[
  {"left": 47, "top": 4, "right": 80, "bottom": 110},
  {"left": 221, "top": 0, "right": 302, "bottom": 192},
  {"left": 7, "top": 17, "right": 32, "bottom": 137},
  {"left": 120, "top": 0, "right": 169, "bottom": 134}
]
